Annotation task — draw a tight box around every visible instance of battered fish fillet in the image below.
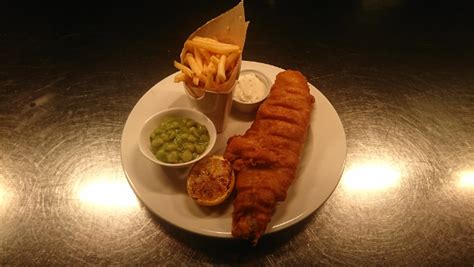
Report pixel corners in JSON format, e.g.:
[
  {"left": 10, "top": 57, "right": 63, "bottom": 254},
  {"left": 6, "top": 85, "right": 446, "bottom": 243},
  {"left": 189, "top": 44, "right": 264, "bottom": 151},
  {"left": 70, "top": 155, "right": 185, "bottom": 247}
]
[{"left": 224, "top": 70, "right": 314, "bottom": 244}]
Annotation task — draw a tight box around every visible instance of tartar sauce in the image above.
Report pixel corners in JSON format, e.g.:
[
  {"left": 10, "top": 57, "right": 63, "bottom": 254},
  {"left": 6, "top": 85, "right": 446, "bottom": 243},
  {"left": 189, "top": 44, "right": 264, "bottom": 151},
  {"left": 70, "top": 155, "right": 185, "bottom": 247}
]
[{"left": 234, "top": 73, "right": 266, "bottom": 103}]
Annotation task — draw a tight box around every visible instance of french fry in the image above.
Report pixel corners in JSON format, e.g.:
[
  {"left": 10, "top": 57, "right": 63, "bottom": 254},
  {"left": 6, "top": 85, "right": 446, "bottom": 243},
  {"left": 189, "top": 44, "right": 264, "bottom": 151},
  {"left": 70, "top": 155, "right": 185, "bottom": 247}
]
[
  {"left": 193, "top": 76, "right": 199, "bottom": 86},
  {"left": 194, "top": 47, "right": 203, "bottom": 70},
  {"left": 207, "top": 61, "right": 217, "bottom": 77},
  {"left": 225, "top": 52, "right": 240, "bottom": 70},
  {"left": 174, "top": 61, "right": 193, "bottom": 77},
  {"left": 175, "top": 35, "right": 242, "bottom": 88},
  {"left": 186, "top": 39, "right": 240, "bottom": 54},
  {"left": 197, "top": 70, "right": 207, "bottom": 82},
  {"left": 217, "top": 54, "right": 227, "bottom": 83},
  {"left": 205, "top": 72, "right": 213, "bottom": 88},
  {"left": 174, "top": 72, "right": 187, "bottom": 82},
  {"left": 199, "top": 48, "right": 211, "bottom": 62},
  {"left": 210, "top": 55, "right": 220, "bottom": 66},
  {"left": 186, "top": 53, "right": 202, "bottom": 76},
  {"left": 192, "top": 36, "right": 221, "bottom": 44}
]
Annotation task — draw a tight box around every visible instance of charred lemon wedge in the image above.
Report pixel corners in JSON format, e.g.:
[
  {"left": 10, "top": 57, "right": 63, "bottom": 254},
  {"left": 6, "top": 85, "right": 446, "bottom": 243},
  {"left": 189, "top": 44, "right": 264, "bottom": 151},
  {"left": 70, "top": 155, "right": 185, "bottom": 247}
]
[{"left": 187, "top": 155, "right": 235, "bottom": 206}]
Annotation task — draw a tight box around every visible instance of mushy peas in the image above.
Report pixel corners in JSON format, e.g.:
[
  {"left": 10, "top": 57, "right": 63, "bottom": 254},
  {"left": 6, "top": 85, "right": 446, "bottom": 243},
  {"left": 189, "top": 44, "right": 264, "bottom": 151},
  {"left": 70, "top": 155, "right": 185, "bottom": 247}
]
[{"left": 150, "top": 117, "right": 210, "bottom": 163}]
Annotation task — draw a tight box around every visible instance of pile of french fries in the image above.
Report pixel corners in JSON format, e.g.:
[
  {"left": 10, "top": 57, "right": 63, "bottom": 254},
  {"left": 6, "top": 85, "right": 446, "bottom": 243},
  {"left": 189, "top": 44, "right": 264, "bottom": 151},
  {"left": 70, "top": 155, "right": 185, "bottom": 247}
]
[{"left": 174, "top": 36, "right": 241, "bottom": 88}]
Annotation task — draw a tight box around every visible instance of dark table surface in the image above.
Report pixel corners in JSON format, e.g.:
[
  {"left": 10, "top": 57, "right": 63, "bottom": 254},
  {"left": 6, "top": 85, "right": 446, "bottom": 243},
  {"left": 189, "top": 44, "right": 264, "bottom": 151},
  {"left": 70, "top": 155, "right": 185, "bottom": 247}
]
[{"left": 1, "top": 0, "right": 473, "bottom": 265}]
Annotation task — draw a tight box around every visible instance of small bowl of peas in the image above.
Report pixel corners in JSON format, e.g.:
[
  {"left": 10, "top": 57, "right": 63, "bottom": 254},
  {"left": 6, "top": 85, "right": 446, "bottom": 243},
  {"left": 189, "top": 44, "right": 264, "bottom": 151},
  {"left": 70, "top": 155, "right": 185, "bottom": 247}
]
[{"left": 138, "top": 108, "right": 217, "bottom": 168}]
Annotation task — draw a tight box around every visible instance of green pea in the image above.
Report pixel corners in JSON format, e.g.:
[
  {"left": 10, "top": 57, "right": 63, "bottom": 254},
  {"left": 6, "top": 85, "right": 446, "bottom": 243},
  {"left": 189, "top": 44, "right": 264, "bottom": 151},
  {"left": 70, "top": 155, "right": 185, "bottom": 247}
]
[
  {"left": 199, "top": 134, "right": 209, "bottom": 142},
  {"left": 167, "top": 151, "right": 179, "bottom": 163},
  {"left": 187, "top": 135, "right": 197, "bottom": 143},
  {"left": 151, "top": 138, "right": 164, "bottom": 148},
  {"left": 181, "top": 150, "right": 193, "bottom": 162},
  {"left": 195, "top": 144, "right": 205, "bottom": 154},
  {"left": 156, "top": 150, "right": 166, "bottom": 161},
  {"left": 197, "top": 125, "right": 207, "bottom": 134},
  {"left": 189, "top": 127, "right": 198, "bottom": 136},
  {"left": 185, "top": 120, "right": 196, "bottom": 127},
  {"left": 174, "top": 135, "right": 182, "bottom": 144},
  {"left": 160, "top": 133, "right": 170, "bottom": 142},
  {"left": 168, "top": 130, "right": 177, "bottom": 140},
  {"left": 170, "top": 122, "right": 180, "bottom": 129},
  {"left": 165, "top": 143, "right": 178, "bottom": 151},
  {"left": 183, "top": 143, "right": 195, "bottom": 152}
]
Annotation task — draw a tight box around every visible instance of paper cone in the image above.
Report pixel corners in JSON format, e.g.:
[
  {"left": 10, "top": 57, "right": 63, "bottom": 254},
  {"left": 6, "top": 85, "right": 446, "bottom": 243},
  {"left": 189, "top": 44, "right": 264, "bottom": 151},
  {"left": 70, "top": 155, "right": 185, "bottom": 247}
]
[{"left": 180, "top": 0, "right": 249, "bottom": 93}]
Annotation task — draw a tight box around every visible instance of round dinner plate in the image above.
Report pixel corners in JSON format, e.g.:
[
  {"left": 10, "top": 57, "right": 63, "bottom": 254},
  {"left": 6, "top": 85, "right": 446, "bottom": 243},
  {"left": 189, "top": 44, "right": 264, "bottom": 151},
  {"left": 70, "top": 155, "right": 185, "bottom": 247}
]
[{"left": 120, "top": 61, "right": 346, "bottom": 238}]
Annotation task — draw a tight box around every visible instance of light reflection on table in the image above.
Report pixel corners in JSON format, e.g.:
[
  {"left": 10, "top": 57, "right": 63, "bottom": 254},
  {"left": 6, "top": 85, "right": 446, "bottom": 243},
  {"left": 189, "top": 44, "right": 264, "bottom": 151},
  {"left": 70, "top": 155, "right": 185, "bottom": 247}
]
[
  {"left": 74, "top": 169, "right": 139, "bottom": 212},
  {"left": 458, "top": 170, "right": 474, "bottom": 188},
  {"left": 341, "top": 159, "right": 402, "bottom": 192},
  {"left": 0, "top": 179, "right": 9, "bottom": 209}
]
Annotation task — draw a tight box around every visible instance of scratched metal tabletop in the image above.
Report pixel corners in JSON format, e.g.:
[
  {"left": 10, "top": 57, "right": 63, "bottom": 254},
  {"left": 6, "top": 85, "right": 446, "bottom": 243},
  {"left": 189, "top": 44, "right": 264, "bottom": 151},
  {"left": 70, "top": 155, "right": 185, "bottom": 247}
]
[{"left": 1, "top": 1, "right": 473, "bottom": 265}]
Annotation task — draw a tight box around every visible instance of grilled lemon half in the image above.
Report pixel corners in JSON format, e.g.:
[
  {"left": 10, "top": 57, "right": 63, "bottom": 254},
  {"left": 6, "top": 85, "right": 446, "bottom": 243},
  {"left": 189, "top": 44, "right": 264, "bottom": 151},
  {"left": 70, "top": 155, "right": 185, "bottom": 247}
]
[{"left": 187, "top": 155, "right": 235, "bottom": 206}]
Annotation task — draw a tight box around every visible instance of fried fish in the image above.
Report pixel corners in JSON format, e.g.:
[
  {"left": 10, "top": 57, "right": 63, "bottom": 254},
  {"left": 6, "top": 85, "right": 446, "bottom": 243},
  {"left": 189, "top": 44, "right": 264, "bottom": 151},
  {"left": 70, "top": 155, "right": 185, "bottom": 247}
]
[{"left": 224, "top": 70, "right": 314, "bottom": 244}]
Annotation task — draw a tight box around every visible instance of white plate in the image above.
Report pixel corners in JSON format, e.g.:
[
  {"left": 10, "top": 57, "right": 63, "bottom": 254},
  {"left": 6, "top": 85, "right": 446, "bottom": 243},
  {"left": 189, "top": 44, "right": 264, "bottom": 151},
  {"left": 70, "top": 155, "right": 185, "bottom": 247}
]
[{"left": 121, "top": 61, "right": 346, "bottom": 238}]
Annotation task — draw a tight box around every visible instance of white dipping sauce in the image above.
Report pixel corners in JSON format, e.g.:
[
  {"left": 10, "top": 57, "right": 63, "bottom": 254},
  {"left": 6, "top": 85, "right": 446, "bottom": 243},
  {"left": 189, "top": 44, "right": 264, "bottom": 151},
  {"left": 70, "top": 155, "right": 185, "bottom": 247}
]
[{"left": 234, "top": 73, "right": 267, "bottom": 103}]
